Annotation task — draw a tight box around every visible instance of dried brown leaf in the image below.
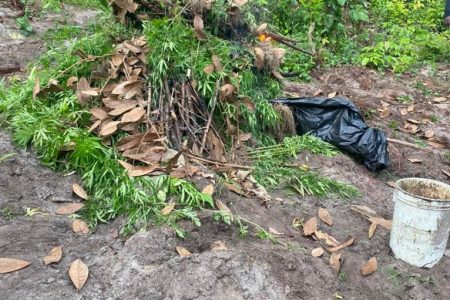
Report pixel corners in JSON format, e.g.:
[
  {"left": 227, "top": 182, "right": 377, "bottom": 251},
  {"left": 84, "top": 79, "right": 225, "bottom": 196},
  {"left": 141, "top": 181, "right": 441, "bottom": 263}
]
[
  {"left": 433, "top": 97, "right": 447, "bottom": 103},
  {"left": 361, "top": 257, "right": 377, "bottom": 276},
  {"left": 369, "top": 217, "right": 392, "bottom": 230},
  {"left": 160, "top": 202, "right": 176, "bottom": 216},
  {"left": 121, "top": 107, "right": 146, "bottom": 123},
  {"left": 72, "top": 220, "right": 89, "bottom": 235},
  {"left": 232, "top": 0, "right": 248, "bottom": 6},
  {"left": 315, "top": 230, "right": 340, "bottom": 247},
  {"left": 424, "top": 129, "right": 435, "bottom": 138},
  {"left": 210, "top": 240, "right": 228, "bottom": 251},
  {"left": 303, "top": 217, "right": 317, "bottom": 236},
  {"left": 329, "top": 252, "right": 342, "bottom": 273},
  {"left": 88, "top": 120, "right": 101, "bottom": 133},
  {"left": 318, "top": 208, "right": 333, "bottom": 226},
  {"left": 176, "top": 246, "right": 192, "bottom": 257},
  {"left": 67, "top": 76, "right": 78, "bottom": 87},
  {"left": 400, "top": 108, "right": 408, "bottom": 116},
  {"left": 212, "top": 55, "right": 223, "bottom": 72},
  {"left": 193, "top": 15, "right": 206, "bottom": 40},
  {"left": 128, "top": 165, "right": 158, "bottom": 177},
  {"left": 386, "top": 181, "right": 397, "bottom": 188},
  {"left": 407, "top": 118, "right": 420, "bottom": 124},
  {"left": 99, "top": 121, "right": 120, "bottom": 137},
  {"left": 327, "top": 237, "right": 354, "bottom": 252},
  {"left": 223, "top": 182, "right": 246, "bottom": 196},
  {"left": 220, "top": 84, "right": 235, "bottom": 101},
  {"left": 407, "top": 104, "right": 415, "bottom": 112},
  {"left": 43, "top": 246, "right": 62, "bottom": 265},
  {"left": 254, "top": 47, "right": 265, "bottom": 70},
  {"left": 407, "top": 157, "right": 423, "bottom": 163},
  {"left": 202, "top": 184, "right": 215, "bottom": 196},
  {"left": 328, "top": 92, "right": 337, "bottom": 98},
  {"left": 56, "top": 203, "right": 84, "bottom": 215},
  {"left": 72, "top": 183, "right": 88, "bottom": 200},
  {"left": 238, "top": 133, "right": 252, "bottom": 142},
  {"left": 350, "top": 205, "right": 377, "bottom": 218},
  {"left": 81, "top": 90, "right": 99, "bottom": 97},
  {"left": 76, "top": 77, "right": 92, "bottom": 105},
  {"left": 380, "top": 109, "right": 391, "bottom": 119},
  {"left": 68, "top": 259, "right": 89, "bottom": 291},
  {"left": 0, "top": 258, "right": 30, "bottom": 274},
  {"left": 368, "top": 222, "right": 377, "bottom": 239},
  {"left": 203, "top": 64, "right": 215, "bottom": 74},
  {"left": 33, "top": 77, "right": 40, "bottom": 99},
  {"left": 90, "top": 108, "right": 109, "bottom": 120},
  {"left": 216, "top": 199, "right": 232, "bottom": 214},
  {"left": 311, "top": 247, "right": 324, "bottom": 257}
]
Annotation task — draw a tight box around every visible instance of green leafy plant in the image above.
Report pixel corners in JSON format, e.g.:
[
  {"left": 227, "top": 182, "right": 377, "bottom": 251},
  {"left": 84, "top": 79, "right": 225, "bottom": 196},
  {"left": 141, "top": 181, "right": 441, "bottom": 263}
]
[{"left": 250, "top": 136, "right": 359, "bottom": 199}]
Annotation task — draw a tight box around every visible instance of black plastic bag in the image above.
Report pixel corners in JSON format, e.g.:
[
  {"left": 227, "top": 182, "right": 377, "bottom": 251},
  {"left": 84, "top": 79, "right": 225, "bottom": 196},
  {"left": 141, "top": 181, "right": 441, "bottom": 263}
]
[{"left": 271, "top": 96, "right": 389, "bottom": 172}]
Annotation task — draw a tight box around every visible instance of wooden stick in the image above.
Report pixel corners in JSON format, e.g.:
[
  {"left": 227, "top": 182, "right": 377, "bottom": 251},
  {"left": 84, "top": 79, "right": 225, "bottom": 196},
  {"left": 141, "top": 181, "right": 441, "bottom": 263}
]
[
  {"left": 200, "top": 80, "right": 220, "bottom": 154},
  {"left": 185, "top": 153, "right": 252, "bottom": 170},
  {"left": 387, "top": 138, "right": 445, "bottom": 156}
]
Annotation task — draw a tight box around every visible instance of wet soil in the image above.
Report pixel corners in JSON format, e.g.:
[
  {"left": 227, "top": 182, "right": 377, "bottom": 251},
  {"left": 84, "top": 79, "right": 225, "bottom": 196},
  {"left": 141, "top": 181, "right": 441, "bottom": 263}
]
[{"left": 1, "top": 3, "right": 450, "bottom": 300}]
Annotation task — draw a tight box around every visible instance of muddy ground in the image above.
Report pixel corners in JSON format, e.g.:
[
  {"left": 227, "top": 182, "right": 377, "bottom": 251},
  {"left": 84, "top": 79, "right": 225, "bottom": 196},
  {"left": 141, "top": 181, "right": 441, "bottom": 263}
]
[{"left": 1, "top": 3, "right": 450, "bottom": 300}]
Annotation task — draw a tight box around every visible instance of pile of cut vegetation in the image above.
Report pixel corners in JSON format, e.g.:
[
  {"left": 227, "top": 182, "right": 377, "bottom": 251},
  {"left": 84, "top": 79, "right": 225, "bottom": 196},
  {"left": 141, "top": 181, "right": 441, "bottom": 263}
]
[{"left": 0, "top": 0, "right": 359, "bottom": 236}]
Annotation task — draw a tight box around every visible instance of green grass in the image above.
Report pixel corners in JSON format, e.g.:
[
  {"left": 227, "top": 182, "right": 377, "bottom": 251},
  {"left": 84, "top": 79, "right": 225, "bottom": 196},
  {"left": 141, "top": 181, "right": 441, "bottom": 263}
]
[{"left": 250, "top": 136, "right": 359, "bottom": 199}]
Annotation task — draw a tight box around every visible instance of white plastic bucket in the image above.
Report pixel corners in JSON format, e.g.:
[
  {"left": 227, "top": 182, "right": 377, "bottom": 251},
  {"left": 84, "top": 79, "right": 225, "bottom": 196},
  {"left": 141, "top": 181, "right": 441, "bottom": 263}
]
[{"left": 389, "top": 178, "right": 450, "bottom": 268}]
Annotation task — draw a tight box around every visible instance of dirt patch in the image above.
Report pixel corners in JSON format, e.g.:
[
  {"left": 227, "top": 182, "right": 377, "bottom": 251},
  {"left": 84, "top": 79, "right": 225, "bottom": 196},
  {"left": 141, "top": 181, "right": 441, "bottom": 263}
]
[{"left": 0, "top": 0, "right": 97, "bottom": 78}]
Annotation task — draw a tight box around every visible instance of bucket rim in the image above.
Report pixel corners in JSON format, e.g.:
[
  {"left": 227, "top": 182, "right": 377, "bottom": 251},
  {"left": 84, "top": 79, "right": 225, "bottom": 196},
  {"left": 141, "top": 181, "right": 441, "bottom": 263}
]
[{"left": 395, "top": 177, "right": 450, "bottom": 202}]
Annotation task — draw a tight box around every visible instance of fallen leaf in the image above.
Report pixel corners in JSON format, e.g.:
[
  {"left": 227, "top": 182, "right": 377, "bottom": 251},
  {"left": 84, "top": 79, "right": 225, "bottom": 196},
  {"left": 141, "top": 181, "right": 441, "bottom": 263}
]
[
  {"left": 433, "top": 97, "right": 447, "bottom": 103},
  {"left": 68, "top": 259, "right": 89, "bottom": 291},
  {"left": 81, "top": 90, "right": 99, "bottom": 97},
  {"left": 400, "top": 108, "right": 408, "bottom": 116},
  {"left": 318, "top": 208, "right": 333, "bottom": 226},
  {"left": 56, "top": 203, "right": 84, "bottom": 215},
  {"left": 327, "top": 92, "right": 337, "bottom": 98},
  {"left": 108, "top": 102, "right": 137, "bottom": 116},
  {"left": 72, "top": 220, "right": 89, "bottom": 234},
  {"left": 407, "top": 157, "right": 423, "bottom": 163},
  {"left": 220, "top": 84, "right": 235, "bottom": 101},
  {"left": 232, "top": 0, "right": 248, "bottom": 6},
  {"left": 238, "top": 133, "right": 252, "bottom": 142},
  {"left": 210, "top": 240, "right": 228, "bottom": 251},
  {"left": 128, "top": 165, "right": 157, "bottom": 177},
  {"left": 380, "top": 109, "right": 391, "bottom": 119},
  {"left": 361, "top": 257, "right": 377, "bottom": 276},
  {"left": 88, "top": 120, "right": 101, "bottom": 133},
  {"left": 386, "top": 181, "right": 397, "bottom": 188},
  {"left": 269, "top": 227, "right": 284, "bottom": 236},
  {"left": 193, "top": 15, "right": 206, "bottom": 40},
  {"left": 313, "top": 89, "right": 323, "bottom": 96},
  {"left": 254, "top": 47, "right": 265, "bottom": 70},
  {"left": 211, "top": 55, "right": 223, "bottom": 72},
  {"left": 424, "top": 129, "right": 435, "bottom": 138},
  {"left": 369, "top": 217, "right": 392, "bottom": 230},
  {"left": 407, "top": 118, "right": 420, "bottom": 124},
  {"left": 176, "top": 246, "right": 192, "bottom": 257},
  {"left": 72, "top": 183, "right": 88, "bottom": 200},
  {"left": 329, "top": 252, "right": 342, "bottom": 273},
  {"left": 121, "top": 107, "right": 146, "bottom": 123},
  {"left": 0, "top": 258, "right": 30, "bottom": 274},
  {"left": 311, "top": 247, "right": 324, "bottom": 257},
  {"left": 223, "top": 182, "right": 246, "bottom": 196},
  {"left": 90, "top": 108, "right": 109, "bottom": 120},
  {"left": 160, "top": 202, "right": 175, "bottom": 216},
  {"left": 407, "top": 104, "right": 415, "bottom": 112},
  {"left": 203, "top": 64, "right": 215, "bottom": 74},
  {"left": 43, "top": 246, "right": 62, "bottom": 265},
  {"left": 327, "top": 237, "right": 354, "bottom": 252},
  {"left": 350, "top": 205, "right": 377, "bottom": 218},
  {"left": 99, "top": 121, "right": 120, "bottom": 136},
  {"left": 216, "top": 199, "right": 232, "bottom": 214},
  {"left": 315, "top": 230, "right": 340, "bottom": 247},
  {"left": 303, "top": 217, "right": 317, "bottom": 236},
  {"left": 33, "top": 76, "right": 40, "bottom": 99},
  {"left": 67, "top": 76, "right": 78, "bottom": 87},
  {"left": 368, "top": 222, "right": 377, "bottom": 239},
  {"left": 202, "top": 184, "right": 215, "bottom": 196}
]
